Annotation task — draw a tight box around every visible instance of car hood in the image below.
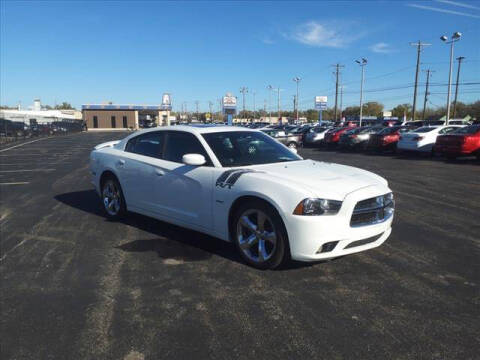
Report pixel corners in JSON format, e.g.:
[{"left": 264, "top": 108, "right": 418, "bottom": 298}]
[{"left": 249, "top": 160, "right": 388, "bottom": 200}]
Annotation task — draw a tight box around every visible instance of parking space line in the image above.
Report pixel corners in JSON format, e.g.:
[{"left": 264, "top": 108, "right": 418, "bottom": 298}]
[
  {"left": 0, "top": 169, "right": 55, "bottom": 173},
  {"left": 0, "top": 137, "right": 50, "bottom": 152},
  {"left": 0, "top": 182, "right": 30, "bottom": 185}
]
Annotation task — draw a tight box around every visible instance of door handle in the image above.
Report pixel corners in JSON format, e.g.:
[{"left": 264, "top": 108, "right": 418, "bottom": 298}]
[
  {"left": 154, "top": 169, "right": 165, "bottom": 176},
  {"left": 116, "top": 159, "right": 125, "bottom": 166}
]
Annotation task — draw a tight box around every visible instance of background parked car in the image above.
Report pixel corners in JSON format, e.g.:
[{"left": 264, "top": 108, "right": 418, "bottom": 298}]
[
  {"left": 367, "top": 126, "right": 409, "bottom": 152},
  {"left": 339, "top": 126, "right": 384, "bottom": 150},
  {"left": 434, "top": 124, "right": 480, "bottom": 160},
  {"left": 304, "top": 126, "right": 329, "bottom": 147},
  {"left": 261, "top": 129, "right": 303, "bottom": 149},
  {"left": 324, "top": 126, "right": 356, "bottom": 147},
  {"left": 397, "top": 125, "right": 463, "bottom": 155}
]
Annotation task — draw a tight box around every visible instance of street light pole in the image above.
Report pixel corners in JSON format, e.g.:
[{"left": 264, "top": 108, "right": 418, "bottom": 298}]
[
  {"left": 355, "top": 58, "right": 367, "bottom": 127},
  {"left": 267, "top": 85, "right": 273, "bottom": 123},
  {"left": 253, "top": 91, "right": 256, "bottom": 121},
  {"left": 293, "top": 77, "right": 301, "bottom": 122},
  {"left": 441, "top": 32, "right": 462, "bottom": 125}
]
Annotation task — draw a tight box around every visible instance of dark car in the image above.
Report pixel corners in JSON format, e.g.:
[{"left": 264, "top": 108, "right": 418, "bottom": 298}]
[
  {"left": 261, "top": 129, "right": 303, "bottom": 149},
  {"left": 339, "top": 126, "right": 383, "bottom": 150},
  {"left": 367, "top": 126, "right": 410, "bottom": 152}
]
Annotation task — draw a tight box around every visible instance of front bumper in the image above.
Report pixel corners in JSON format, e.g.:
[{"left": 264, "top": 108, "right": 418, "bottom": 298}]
[{"left": 283, "top": 185, "right": 393, "bottom": 261}]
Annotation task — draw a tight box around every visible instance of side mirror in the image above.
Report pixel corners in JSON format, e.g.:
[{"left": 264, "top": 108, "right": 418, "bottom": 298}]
[{"left": 182, "top": 153, "right": 206, "bottom": 166}]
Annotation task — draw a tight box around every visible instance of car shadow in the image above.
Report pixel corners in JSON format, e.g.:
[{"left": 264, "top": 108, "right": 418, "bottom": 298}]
[{"left": 54, "top": 190, "right": 315, "bottom": 270}]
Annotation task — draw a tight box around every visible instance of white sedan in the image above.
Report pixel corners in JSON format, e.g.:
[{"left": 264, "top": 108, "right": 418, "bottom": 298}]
[
  {"left": 397, "top": 125, "right": 463, "bottom": 154},
  {"left": 90, "top": 125, "right": 394, "bottom": 269}
]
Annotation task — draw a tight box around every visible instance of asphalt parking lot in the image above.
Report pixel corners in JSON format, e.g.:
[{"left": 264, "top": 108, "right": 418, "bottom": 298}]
[{"left": 1, "top": 131, "right": 479, "bottom": 360}]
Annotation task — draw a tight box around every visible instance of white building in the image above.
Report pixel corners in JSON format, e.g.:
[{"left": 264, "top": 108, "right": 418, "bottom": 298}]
[{"left": 0, "top": 99, "right": 82, "bottom": 125}]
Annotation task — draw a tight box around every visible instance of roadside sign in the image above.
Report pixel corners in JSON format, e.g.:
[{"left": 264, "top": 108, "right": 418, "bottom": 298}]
[{"left": 315, "top": 96, "right": 327, "bottom": 110}]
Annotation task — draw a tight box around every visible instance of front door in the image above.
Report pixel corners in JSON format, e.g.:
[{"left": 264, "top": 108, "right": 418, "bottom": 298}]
[{"left": 152, "top": 131, "right": 214, "bottom": 230}]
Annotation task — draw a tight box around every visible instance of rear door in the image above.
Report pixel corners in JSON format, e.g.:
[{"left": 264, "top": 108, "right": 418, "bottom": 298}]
[{"left": 120, "top": 131, "right": 165, "bottom": 211}]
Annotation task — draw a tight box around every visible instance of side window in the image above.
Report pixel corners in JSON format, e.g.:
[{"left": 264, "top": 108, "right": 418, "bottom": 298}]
[
  {"left": 93, "top": 116, "right": 98, "bottom": 128},
  {"left": 122, "top": 116, "right": 127, "bottom": 128},
  {"left": 163, "top": 132, "right": 211, "bottom": 166},
  {"left": 125, "top": 132, "right": 164, "bottom": 158},
  {"left": 441, "top": 127, "right": 457, "bottom": 134},
  {"left": 111, "top": 116, "right": 116, "bottom": 128}
]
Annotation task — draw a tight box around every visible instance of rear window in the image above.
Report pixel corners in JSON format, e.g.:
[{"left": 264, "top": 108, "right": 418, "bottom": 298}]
[{"left": 451, "top": 125, "right": 480, "bottom": 135}]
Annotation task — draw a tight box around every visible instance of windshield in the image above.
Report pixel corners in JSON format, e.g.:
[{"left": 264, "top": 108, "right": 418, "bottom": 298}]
[
  {"left": 202, "top": 131, "right": 301, "bottom": 167},
  {"left": 451, "top": 124, "right": 480, "bottom": 134},
  {"left": 414, "top": 126, "right": 438, "bottom": 133}
]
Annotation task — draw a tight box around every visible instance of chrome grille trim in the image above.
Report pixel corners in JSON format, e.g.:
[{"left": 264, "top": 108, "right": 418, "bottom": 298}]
[{"left": 350, "top": 193, "right": 394, "bottom": 227}]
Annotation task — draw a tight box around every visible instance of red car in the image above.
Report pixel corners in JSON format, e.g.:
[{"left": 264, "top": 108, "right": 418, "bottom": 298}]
[
  {"left": 324, "top": 126, "right": 356, "bottom": 146},
  {"left": 434, "top": 124, "right": 480, "bottom": 159},
  {"left": 367, "top": 126, "right": 409, "bottom": 152}
]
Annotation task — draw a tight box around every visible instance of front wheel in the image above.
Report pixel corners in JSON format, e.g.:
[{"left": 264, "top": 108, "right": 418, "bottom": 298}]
[
  {"left": 233, "top": 200, "right": 289, "bottom": 270},
  {"left": 287, "top": 142, "right": 297, "bottom": 149},
  {"left": 101, "top": 177, "right": 127, "bottom": 220}
]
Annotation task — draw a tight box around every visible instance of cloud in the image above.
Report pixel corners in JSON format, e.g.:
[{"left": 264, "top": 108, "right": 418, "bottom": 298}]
[
  {"left": 287, "top": 21, "right": 365, "bottom": 48},
  {"left": 435, "top": 0, "right": 480, "bottom": 10},
  {"left": 261, "top": 36, "right": 275, "bottom": 45},
  {"left": 370, "top": 42, "right": 396, "bottom": 54},
  {"left": 407, "top": 3, "right": 480, "bottom": 18}
]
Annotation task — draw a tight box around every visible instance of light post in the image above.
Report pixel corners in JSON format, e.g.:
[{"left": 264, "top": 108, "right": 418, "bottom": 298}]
[
  {"left": 440, "top": 32, "right": 462, "bottom": 125},
  {"left": 267, "top": 85, "right": 273, "bottom": 123},
  {"left": 355, "top": 58, "right": 367, "bottom": 127},
  {"left": 293, "top": 77, "right": 301, "bottom": 123}
]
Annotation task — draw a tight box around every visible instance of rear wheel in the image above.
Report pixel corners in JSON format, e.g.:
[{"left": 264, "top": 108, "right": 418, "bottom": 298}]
[
  {"left": 101, "top": 177, "right": 126, "bottom": 220},
  {"left": 233, "top": 200, "right": 289, "bottom": 270}
]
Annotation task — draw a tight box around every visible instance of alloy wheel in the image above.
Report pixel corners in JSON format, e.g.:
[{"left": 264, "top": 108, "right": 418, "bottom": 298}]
[
  {"left": 102, "top": 180, "right": 121, "bottom": 216},
  {"left": 236, "top": 209, "right": 277, "bottom": 263}
]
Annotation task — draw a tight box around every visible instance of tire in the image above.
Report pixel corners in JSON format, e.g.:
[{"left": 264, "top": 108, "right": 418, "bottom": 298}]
[
  {"left": 287, "top": 142, "right": 297, "bottom": 149},
  {"left": 101, "top": 176, "right": 127, "bottom": 220},
  {"left": 232, "top": 200, "right": 289, "bottom": 270}
]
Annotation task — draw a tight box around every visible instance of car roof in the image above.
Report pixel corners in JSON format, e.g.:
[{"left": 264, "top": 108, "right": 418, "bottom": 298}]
[{"left": 116, "top": 125, "right": 258, "bottom": 148}]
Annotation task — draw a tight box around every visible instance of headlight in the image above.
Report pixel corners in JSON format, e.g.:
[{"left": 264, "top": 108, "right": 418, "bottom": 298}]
[{"left": 293, "top": 198, "right": 342, "bottom": 216}]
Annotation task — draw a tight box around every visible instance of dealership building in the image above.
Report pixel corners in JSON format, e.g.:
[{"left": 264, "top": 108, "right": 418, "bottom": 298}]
[{"left": 82, "top": 104, "right": 174, "bottom": 130}]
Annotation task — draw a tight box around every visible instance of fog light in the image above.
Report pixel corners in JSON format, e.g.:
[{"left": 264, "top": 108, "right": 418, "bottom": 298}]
[{"left": 318, "top": 241, "right": 339, "bottom": 253}]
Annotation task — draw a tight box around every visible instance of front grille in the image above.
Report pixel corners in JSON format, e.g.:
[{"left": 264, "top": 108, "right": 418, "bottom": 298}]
[
  {"left": 344, "top": 233, "right": 384, "bottom": 249},
  {"left": 350, "top": 193, "right": 394, "bottom": 227}
]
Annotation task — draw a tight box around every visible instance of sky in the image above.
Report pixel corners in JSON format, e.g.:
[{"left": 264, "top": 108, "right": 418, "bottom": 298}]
[{"left": 1, "top": 0, "right": 479, "bottom": 113}]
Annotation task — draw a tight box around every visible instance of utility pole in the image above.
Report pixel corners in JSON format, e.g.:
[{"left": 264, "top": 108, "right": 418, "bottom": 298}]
[
  {"left": 452, "top": 56, "right": 465, "bottom": 119},
  {"left": 293, "top": 77, "right": 301, "bottom": 122},
  {"left": 277, "top": 87, "right": 282, "bottom": 124},
  {"left": 340, "top": 85, "right": 344, "bottom": 121},
  {"left": 239, "top": 86, "right": 248, "bottom": 122},
  {"left": 410, "top": 41, "right": 431, "bottom": 121},
  {"left": 208, "top": 101, "right": 213, "bottom": 122},
  {"left": 195, "top": 100, "right": 199, "bottom": 122},
  {"left": 422, "top": 69, "right": 434, "bottom": 121},
  {"left": 355, "top": 58, "right": 367, "bottom": 127},
  {"left": 252, "top": 91, "right": 256, "bottom": 121},
  {"left": 332, "top": 64, "right": 344, "bottom": 122}
]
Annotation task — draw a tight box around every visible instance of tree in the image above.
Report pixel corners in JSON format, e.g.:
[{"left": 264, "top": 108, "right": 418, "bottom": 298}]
[
  {"left": 391, "top": 104, "right": 411, "bottom": 119},
  {"left": 343, "top": 106, "right": 360, "bottom": 117},
  {"left": 55, "top": 102, "right": 75, "bottom": 110},
  {"left": 362, "top": 102, "right": 384, "bottom": 117}
]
